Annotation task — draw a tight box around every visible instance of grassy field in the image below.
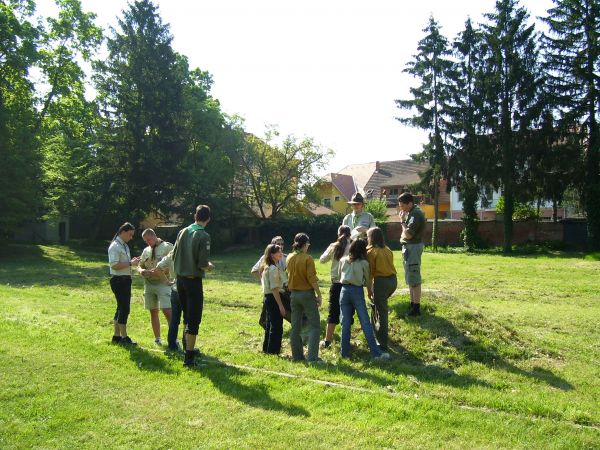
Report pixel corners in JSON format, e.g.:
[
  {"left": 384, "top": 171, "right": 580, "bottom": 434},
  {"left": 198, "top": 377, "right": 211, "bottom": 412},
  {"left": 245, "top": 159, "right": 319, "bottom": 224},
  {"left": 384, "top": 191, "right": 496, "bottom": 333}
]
[{"left": 0, "top": 244, "right": 599, "bottom": 449}]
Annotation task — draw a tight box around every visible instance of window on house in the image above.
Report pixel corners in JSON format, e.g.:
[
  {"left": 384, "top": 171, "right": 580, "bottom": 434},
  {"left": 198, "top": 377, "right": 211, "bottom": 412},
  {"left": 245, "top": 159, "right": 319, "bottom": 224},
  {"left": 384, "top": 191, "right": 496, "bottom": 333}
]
[
  {"left": 480, "top": 186, "right": 493, "bottom": 208},
  {"left": 458, "top": 192, "right": 464, "bottom": 202},
  {"left": 323, "top": 198, "right": 331, "bottom": 208},
  {"left": 334, "top": 196, "right": 340, "bottom": 202}
]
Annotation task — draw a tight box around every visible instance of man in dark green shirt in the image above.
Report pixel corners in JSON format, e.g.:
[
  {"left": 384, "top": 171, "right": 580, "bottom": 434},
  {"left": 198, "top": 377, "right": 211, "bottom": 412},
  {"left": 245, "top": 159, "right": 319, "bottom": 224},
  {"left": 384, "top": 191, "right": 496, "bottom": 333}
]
[
  {"left": 172, "top": 204, "right": 214, "bottom": 367},
  {"left": 398, "top": 192, "right": 426, "bottom": 316}
]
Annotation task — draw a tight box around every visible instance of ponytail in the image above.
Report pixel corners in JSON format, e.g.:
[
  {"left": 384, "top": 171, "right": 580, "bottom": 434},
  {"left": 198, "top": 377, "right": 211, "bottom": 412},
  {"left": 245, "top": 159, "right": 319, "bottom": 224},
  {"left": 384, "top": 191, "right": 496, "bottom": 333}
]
[
  {"left": 333, "top": 225, "right": 351, "bottom": 260},
  {"left": 113, "top": 222, "right": 135, "bottom": 241}
]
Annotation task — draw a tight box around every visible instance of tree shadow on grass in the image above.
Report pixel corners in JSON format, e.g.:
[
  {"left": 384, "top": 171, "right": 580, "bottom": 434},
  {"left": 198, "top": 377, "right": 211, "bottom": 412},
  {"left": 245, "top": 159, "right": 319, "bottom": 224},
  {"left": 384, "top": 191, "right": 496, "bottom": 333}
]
[
  {"left": 391, "top": 302, "right": 573, "bottom": 391},
  {"left": 193, "top": 355, "right": 310, "bottom": 417},
  {"left": 0, "top": 244, "right": 110, "bottom": 288},
  {"left": 288, "top": 316, "right": 490, "bottom": 390},
  {"left": 337, "top": 334, "right": 492, "bottom": 390},
  {"left": 121, "top": 345, "right": 178, "bottom": 375}
]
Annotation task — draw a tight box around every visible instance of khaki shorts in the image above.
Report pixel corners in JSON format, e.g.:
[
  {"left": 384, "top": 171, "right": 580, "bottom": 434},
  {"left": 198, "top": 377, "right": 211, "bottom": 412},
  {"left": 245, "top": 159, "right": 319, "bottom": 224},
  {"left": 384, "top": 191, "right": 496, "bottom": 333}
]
[
  {"left": 402, "top": 243, "right": 424, "bottom": 286},
  {"left": 143, "top": 283, "right": 172, "bottom": 310}
]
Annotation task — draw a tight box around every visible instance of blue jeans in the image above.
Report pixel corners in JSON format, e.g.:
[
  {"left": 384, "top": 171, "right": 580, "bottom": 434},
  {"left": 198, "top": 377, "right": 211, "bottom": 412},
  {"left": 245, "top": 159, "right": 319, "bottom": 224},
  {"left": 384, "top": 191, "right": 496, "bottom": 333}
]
[
  {"left": 167, "top": 289, "right": 182, "bottom": 350},
  {"left": 340, "top": 284, "right": 383, "bottom": 358}
]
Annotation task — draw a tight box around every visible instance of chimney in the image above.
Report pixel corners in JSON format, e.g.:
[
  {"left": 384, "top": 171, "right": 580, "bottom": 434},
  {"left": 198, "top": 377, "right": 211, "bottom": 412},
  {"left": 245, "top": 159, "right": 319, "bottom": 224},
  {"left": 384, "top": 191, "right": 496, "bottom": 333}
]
[{"left": 375, "top": 161, "right": 380, "bottom": 172}]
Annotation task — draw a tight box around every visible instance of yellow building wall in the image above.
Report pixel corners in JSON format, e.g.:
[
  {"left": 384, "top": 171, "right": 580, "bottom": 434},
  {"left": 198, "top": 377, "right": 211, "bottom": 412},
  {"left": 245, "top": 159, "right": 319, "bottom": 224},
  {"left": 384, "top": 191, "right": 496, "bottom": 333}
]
[
  {"left": 420, "top": 203, "right": 450, "bottom": 219},
  {"left": 318, "top": 183, "right": 349, "bottom": 215}
]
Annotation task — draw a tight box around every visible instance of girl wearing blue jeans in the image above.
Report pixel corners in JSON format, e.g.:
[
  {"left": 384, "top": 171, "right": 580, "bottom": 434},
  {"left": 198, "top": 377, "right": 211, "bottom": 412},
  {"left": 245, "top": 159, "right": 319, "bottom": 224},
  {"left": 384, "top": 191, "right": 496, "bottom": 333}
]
[{"left": 338, "top": 239, "right": 390, "bottom": 360}]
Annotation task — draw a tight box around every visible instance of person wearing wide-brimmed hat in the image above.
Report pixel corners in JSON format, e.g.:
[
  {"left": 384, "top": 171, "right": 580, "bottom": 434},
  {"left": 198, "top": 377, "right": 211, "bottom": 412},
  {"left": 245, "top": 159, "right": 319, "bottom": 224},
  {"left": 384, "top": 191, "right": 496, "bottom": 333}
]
[{"left": 342, "top": 192, "right": 375, "bottom": 240}]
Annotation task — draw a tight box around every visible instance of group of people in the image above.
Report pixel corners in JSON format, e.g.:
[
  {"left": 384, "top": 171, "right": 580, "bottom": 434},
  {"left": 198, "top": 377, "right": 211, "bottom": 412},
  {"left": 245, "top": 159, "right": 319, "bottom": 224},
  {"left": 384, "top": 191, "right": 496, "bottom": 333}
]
[
  {"left": 108, "top": 205, "right": 213, "bottom": 367},
  {"left": 255, "top": 191, "right": 426, "bottom": 362},
  {"left": 106, "top": 191, "right": 425, "bottom": 367}
]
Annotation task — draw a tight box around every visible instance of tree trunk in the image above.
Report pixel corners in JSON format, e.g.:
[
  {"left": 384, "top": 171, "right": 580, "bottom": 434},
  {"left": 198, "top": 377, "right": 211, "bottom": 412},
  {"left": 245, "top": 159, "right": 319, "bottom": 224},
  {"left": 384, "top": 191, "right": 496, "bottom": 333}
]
[
  {"left": 461, "top": 176, "right": 479, "bottom": 251},
  {"left": 432, "top": 174, "right": 440, "bottom": 251}
]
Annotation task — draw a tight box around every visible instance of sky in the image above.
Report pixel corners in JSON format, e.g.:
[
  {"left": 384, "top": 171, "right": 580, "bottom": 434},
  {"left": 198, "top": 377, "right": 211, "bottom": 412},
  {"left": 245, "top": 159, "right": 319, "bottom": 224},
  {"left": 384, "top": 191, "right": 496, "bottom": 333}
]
[{"left": 39, "top": 0, "right": 555, "bottom": 173}]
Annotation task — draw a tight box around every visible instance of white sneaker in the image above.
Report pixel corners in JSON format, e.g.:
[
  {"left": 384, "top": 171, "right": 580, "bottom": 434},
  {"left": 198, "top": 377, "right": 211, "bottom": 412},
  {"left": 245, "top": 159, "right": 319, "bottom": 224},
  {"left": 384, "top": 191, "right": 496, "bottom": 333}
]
[
  {"left": 154, "top": 337, "right": 162, "bottom": 346},
  {"left": 374, "top": 352, "right": 390, "bottom": 360}
]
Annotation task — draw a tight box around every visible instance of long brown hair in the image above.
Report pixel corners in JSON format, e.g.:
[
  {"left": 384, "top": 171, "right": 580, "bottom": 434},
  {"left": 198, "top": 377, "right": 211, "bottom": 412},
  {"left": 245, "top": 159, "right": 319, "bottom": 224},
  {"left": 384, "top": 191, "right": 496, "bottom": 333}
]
[
  {"left": 333, "top": 225, "right": 351, "bottom": 261},
  {"left": 261, "top": 244, "right": 282, "bottom": 271},
  {"left": 348, "top": 238, "right": 367, "bottom": 262},
  {"left": 367, "top": 227, "right": 385, "bottom": 248}
]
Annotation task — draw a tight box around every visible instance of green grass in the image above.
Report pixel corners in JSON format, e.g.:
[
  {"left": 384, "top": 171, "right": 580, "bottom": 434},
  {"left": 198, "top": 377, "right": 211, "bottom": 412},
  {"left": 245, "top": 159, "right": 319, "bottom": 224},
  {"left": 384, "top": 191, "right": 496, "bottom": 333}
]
[{"left": 1, "top": 244, "right": 599, "bottom": 449}]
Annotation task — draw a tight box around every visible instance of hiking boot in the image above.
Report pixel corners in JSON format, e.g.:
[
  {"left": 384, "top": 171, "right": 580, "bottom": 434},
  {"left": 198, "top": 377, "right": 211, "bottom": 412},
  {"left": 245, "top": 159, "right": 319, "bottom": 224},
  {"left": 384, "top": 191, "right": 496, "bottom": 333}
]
[
  {"left": 307, "top": 357, "right": 325, "bottom": 364},
  {"left": 183, "top": 350, "right": 197, "bottom": 367},
  {"left": 319, "top": 340, "right": 331, "bottom": 349},
  {"left": 407, "top": 302, "right": 421, "bottom": 316},
  {"left": 111, "top": 335, "right": 122, "bottom": 344},
  {"left": 120, "top": 336, "right": 137, "bottom": 346},
  {"left": 166, "top": 341, "right": 182, "bottom": 353}
]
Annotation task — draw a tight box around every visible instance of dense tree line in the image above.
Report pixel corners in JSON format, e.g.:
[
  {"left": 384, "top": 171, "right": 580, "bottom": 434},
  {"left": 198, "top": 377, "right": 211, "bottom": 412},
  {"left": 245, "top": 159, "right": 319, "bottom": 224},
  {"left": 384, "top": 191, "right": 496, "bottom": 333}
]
[
  {"left": 397, "top": 0, "right": 599, "bottom": 252},
  {"left": 1, "top": 0, "right": 330, "bottom": 241}
]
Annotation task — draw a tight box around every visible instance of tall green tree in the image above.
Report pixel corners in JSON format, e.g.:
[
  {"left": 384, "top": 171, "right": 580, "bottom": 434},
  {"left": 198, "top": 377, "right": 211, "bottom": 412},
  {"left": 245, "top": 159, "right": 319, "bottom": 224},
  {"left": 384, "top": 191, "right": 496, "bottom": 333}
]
[
  {"left": 93, "top": 0, "right": 187, "bottom": 226},
  {"left": 240, "top": 128, "right": 333, "bottom": 220},
  {"left": 480, "top": 0, "right": 544, "bottom": 253},
  {"left": 447, "top": 18, "right": 489, "bottom": 251},
  {"left": 542, "top": 0, "right": 600, "bottom": 248},
  {"left": 175, "top": 55, "right": 242, "bottom": 230},
  {"left": 396, "top": 15, "right": 453, "bottom": 251},
  {"left": 0, "top": 0, "right": 40, "bottom": 239},
  {"left": 37, "top": 0, "right": 102, "bottom": 218}
]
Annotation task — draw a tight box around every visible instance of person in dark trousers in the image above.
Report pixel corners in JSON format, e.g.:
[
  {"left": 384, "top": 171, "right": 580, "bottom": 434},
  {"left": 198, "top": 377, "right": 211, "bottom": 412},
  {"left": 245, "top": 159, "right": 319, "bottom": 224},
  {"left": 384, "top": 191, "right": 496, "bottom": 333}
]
[
  {"left": 261, "top": 243, "right": 286, "bottom": 354},
  {"left": 319, "top": 225, "right": 353, "bottom": 349},
  {"left": 107, "top": 222, "right": 140, "bottom": 345},
  {"left": 251, "top": 236, "right": 289, "bottom": 327},
  {"left": 397, "top": 192, "right": 426, "bottom": 316},
  {"left": 286, "top": 233, "right": 322, "bottom": 362},
  {"left": 172, "top": 205, "right": 214, "bottom": 367},
  {"left": 366, "top": 226, "right": 398, "bottom": 350}
]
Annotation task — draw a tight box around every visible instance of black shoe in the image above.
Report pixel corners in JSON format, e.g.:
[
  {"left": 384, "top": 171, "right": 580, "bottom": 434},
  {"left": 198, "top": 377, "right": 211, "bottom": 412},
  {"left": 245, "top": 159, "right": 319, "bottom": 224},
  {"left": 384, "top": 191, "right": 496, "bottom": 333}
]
[
  {"left": 166, "top": 342, "right": 182, "bottom": 353},
  {"left": 120, "top": 336, "right": 137, "bottom": 346},
  {"left": 407, "top": 303, "right": 421, "bottom": 316},
  {"left": 111, "top": 335, "right": 122, "bottom": 344},
  {"left": 183, "top": 350, "right": 196, "bottom": 367}
]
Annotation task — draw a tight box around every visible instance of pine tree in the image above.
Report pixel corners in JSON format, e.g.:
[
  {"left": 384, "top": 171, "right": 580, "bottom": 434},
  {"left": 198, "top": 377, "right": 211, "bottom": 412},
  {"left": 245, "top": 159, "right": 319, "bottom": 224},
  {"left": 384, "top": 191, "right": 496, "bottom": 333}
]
[
  {"left": 480, "top": 0, "right": 544, "bottom": 253},
  {"left": 447, "top": 18, "right": 488, "bottom": 251},
  {"left": 542, "top": 0, "right": 600, "bottom": 248},
  {"left": 396, "top": 16, "right": 453, "bottom": 251},
  {"left": 93, "top": 0, "right": 187, "bottom": 225}
]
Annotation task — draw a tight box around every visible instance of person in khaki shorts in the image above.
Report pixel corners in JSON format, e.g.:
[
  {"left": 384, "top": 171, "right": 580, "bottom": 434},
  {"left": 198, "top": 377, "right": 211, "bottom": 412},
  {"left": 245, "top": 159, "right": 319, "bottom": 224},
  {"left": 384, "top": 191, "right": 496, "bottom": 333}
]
[
  {"left": 397, "top": 192, "right": 426, "bottom": 316},
  {"left": 139, "top": 229, "right": 173, "bottom": 345}
]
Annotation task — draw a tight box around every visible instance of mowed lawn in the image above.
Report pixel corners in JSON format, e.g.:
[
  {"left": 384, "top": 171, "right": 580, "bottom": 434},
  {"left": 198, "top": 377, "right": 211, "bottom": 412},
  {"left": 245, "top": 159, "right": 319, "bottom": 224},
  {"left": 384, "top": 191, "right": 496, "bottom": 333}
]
[{"left": 0, "top": 244, "right": 599, "bottom": 449}]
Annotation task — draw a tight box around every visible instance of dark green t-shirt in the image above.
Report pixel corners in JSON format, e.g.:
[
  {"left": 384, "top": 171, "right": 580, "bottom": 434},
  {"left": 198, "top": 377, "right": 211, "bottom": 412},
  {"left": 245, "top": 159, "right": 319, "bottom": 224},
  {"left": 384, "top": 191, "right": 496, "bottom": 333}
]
[
  {"left": 400, "top": 206, "right": 426, "bottom": 244},
  {"left": 173, "top": 224, "right": 211, "bottom": 278}
]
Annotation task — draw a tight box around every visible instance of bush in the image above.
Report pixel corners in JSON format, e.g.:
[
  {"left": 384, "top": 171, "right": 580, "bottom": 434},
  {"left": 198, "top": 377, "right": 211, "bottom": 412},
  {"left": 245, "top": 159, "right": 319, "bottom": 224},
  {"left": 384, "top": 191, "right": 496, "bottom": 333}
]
[
  {"left": 257, "top": 214, "right": 344, "bottom": 248},
  {"left": 496, "top": 196, "right": 541, "bottom": 221},
  {"left": 364, "top": 199, "right": 388, "bottom": 222}
]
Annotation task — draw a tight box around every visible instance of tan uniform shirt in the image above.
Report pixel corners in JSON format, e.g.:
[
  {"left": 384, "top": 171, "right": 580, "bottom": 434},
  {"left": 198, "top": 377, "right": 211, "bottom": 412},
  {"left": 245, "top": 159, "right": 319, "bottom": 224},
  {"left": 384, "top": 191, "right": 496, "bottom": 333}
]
[
  {"left": 286, "top": 251, "right": 318, "bottom": 291},
  {"left": 367, "top": 245, "right": 397, "bottom": 284}
]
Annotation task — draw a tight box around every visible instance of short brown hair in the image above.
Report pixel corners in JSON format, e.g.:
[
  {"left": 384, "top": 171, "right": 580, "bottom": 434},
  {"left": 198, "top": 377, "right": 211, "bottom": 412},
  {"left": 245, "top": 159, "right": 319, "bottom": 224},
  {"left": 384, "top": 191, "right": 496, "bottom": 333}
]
[
  {"left": 398, "top": 192, "right": 414, "bottom": 204},
  {"left": 195, "top": 205, "right": 211, "bottom": 222}
]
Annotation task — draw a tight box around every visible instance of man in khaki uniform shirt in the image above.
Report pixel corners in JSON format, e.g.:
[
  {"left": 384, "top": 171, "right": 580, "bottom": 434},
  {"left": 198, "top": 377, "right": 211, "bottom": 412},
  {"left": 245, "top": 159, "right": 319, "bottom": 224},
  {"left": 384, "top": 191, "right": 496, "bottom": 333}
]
[
  {"left": 342, "top": 192, "right": 375, "bottom": 241},
  {"left": 139, "top": 229, "right": 173, "bottom": 345}
]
